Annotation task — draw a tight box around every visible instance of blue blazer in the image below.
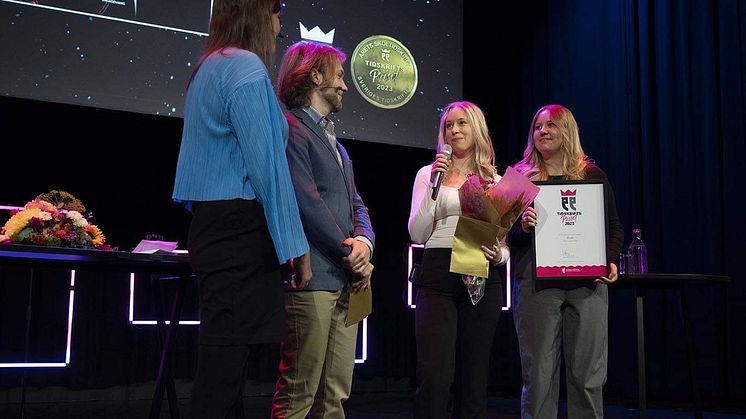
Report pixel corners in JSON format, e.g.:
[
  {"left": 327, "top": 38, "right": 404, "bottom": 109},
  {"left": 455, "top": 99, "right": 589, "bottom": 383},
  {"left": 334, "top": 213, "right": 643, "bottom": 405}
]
[{"left": 285, "top": 108, "right": 375, "bottom": 291}]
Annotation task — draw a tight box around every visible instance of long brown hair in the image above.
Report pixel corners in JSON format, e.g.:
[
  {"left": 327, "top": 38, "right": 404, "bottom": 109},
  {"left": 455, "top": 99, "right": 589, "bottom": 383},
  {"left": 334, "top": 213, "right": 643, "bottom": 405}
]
[
  {"left": 277, "top": 41, "right": 347, "bottom": 109},
  {"left": 513, "top": 104, "right": 591, "bottom": 180},
  {"left": 194, "top": 0, "right": 280, "bottom": 76}
]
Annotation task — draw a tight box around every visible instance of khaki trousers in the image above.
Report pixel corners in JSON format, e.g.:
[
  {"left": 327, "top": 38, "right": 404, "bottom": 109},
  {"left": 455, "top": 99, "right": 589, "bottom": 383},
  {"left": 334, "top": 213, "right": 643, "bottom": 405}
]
[{"left": 272, "top": 290, "right": 358, "bottom": 419}]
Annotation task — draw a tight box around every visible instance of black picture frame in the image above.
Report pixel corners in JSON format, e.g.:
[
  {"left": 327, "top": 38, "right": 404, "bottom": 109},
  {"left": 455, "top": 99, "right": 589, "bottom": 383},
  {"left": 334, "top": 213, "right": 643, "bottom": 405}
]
[{"left": 531, "top": 180, "right": 609, "bottom": 280}]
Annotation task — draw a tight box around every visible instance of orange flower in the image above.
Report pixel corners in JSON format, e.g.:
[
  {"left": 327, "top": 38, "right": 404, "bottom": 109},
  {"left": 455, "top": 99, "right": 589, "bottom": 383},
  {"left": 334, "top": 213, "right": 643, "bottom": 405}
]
[
  {"left": 3, "top": 191, "right": 110, "bottom": 250},
  {"left": 86, "top": 224, "right": 106, "bottom": 247}
]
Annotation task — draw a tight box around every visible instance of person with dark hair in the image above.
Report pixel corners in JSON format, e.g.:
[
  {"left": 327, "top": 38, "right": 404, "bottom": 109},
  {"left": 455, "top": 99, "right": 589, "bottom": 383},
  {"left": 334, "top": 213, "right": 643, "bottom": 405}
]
[
  {"left": 408, "top": 101, "right": 508, "bottom": 419},
  {"left": 172, "top": 1, "right": 311, "bottom": 417},
  {"left": 271, "top": 41, "right": 375, "bottom": 419},
  {"left": 509, "top": 104, "right": 624, "bottom": 419}
]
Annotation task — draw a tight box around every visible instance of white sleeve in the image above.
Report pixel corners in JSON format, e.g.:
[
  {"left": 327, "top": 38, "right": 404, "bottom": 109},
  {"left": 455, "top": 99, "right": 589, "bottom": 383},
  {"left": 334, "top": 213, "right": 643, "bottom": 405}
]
[{"left": 408, "top": 165, "right": 437, "bottom": 244}]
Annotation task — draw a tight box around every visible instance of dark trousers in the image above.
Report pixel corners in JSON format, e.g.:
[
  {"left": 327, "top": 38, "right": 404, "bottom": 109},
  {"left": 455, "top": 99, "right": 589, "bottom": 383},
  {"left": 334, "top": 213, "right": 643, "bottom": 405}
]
[
  {"left": 187, "top": 200, "right": 284, "bottom": 419},
  {"left": 414, "top": 248, "right": 503, "bottom": 419},
  {"left": 189, "top": 345, "right": 250, "bottom": 419}
]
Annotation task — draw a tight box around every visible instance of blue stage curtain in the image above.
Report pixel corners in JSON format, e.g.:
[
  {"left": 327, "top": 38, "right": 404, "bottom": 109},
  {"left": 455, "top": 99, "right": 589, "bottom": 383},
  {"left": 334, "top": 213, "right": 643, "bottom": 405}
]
[{"left": 467, "top": 0, "right": 745, "bottom": 404}]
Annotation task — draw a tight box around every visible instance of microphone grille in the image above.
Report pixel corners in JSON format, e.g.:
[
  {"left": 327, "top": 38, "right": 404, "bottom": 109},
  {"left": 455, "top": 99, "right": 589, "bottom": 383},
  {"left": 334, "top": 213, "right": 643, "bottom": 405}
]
[{"left": 439, "top": 143, "right": 453, "bottom": 159}]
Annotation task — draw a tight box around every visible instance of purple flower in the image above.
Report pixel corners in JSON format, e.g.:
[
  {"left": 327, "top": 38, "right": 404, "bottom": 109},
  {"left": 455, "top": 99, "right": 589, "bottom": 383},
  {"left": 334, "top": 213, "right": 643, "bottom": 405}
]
[{"left": 28, "top": 217, "right": 45, "bottom": 229}]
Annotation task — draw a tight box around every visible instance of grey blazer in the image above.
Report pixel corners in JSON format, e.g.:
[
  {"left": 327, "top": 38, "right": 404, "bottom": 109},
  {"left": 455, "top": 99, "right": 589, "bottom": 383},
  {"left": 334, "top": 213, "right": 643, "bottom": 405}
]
[{"left": 285, "top": 108, "right": 375, "bottom": 291}]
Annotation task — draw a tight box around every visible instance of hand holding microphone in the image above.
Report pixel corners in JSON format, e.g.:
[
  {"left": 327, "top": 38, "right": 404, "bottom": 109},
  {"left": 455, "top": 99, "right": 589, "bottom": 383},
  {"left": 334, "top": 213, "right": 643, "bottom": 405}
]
[{"left": 431, "top": 143, "right": 453, "bottom": 200}]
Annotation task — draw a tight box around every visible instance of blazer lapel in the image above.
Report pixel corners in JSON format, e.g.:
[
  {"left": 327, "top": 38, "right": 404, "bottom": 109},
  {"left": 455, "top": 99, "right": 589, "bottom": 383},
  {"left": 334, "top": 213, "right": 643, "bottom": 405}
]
[
  {"left": 292, "top": 109, "right": 340, "bottom": 165},
  {"left": 290, "top": 109, "right": 352, "bottom": 205}
]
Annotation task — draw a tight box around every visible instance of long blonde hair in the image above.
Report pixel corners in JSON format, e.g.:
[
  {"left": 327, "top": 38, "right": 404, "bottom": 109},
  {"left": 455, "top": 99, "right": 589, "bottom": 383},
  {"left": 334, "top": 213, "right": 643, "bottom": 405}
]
[
  {"left": 513, "top": 104, "right": 591, "bottom": 180},
  {"left": 436, "top": 101, "right": 496, "bottom": 180}
]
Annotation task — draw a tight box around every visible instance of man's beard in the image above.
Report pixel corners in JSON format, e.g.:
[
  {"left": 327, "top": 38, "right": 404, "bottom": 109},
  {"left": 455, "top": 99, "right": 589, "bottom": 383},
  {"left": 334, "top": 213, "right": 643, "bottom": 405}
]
[{"left": 321, "top": 87, "right": 343, "bottom": 113}]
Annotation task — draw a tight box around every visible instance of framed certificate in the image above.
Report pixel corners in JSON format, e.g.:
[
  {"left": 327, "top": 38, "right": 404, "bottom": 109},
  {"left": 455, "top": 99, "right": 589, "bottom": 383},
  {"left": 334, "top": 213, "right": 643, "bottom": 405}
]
[{"left": 532, "top": 180, "right": 608, "bottom": 280}]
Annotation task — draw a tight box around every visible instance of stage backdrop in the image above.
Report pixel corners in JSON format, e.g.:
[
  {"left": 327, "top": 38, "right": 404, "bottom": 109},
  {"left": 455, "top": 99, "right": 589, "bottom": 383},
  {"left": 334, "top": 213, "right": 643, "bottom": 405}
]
[
  {"left": 0, "top": 0, "right": 463, "bottom": 149},
  {"left": 0, "top": 0, "right": 744, "bottom": 410}
]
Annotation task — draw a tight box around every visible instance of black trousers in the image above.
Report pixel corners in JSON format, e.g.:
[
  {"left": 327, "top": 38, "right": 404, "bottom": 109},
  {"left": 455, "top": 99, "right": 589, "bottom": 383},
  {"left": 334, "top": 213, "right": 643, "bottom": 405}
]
[
  {"left": 187, "top": 199, "right": 283, "bottom": 419},
  {"left": 413, "top": 248, "right": 503, "bottom": 419}
]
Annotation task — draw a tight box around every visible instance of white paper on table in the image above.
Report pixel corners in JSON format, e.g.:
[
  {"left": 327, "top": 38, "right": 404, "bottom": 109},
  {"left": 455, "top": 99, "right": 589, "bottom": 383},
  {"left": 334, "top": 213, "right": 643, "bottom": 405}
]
[{"left": 132, "top": 240, "right": 179, "bottom": 254}]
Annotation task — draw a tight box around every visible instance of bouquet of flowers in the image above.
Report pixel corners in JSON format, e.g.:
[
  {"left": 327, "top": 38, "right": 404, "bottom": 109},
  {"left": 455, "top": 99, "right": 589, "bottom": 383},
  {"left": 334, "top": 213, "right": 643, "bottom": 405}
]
[
  {"left": 0, "top": 190, "right": 110, "bottom": 250},
  {"left": 451, "top": 167, "right": 539, "bottom": 304}
]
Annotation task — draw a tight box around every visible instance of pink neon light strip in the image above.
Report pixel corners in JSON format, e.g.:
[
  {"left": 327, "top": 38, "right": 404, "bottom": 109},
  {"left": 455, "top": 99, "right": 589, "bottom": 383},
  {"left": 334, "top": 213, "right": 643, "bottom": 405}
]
[
  {"left": 65, "top": 270, "right": 75, "bottom": 364},
  {"left": 406, "top": 244, "right": 512, "bottom": 311},
  {"left": 128, "top": 272, "right": 199, "bottom": 325},
  {"left": 0, "top": 205, "right": 23, "bottom": 211},
  {"left": 127, "top": 272, "right": 368, "bottom": 363},
  {"left": 406, "top": 244, "right": 423, "bottom": 308},
  {"left": 0, "top": 270, "right": 75, "bottom": 368}
]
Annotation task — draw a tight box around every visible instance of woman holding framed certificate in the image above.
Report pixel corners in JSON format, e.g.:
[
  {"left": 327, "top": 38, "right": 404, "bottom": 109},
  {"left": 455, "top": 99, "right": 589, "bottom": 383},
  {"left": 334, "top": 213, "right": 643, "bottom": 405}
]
[{"left": 508, "top": 104, "right": 624, "bottom": 419}]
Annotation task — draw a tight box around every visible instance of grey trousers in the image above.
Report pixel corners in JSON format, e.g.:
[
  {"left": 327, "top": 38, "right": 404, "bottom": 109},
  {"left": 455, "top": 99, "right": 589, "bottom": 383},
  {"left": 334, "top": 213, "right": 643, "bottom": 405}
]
[{"left": 512, "top": 278, "right": 608, "bottom": 419}]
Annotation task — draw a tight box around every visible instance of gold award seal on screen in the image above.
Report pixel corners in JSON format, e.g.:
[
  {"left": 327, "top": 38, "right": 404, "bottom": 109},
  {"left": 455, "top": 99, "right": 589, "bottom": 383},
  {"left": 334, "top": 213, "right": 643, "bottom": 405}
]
[{"left": 350, "top": 35, "right": 418, "bottom": 109}]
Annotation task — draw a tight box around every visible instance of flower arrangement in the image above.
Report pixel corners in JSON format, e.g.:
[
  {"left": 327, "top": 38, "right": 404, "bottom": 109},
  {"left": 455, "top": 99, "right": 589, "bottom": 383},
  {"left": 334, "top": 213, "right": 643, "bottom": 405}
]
[
  {"left": 452, "top": 167, "right": 540, "bottom": 304},
  {"left": 0, "top": 190, "right": 110, "bottom": 250},
  {"left": 459, "top": 169, "right": 535, "bottom": 239}
]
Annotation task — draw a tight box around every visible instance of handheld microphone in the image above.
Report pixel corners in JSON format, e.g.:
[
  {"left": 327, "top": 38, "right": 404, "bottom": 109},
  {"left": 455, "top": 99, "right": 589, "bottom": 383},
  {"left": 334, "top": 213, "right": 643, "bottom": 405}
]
[{"left": 431, "top": 143, "right": 453, "bottom": 200}]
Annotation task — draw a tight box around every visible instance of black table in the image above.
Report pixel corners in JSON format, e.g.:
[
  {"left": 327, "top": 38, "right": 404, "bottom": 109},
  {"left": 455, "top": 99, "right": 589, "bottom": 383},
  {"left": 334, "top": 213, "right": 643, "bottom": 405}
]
[
  {"left": 0, "top": 244, "right": 193, "bottom": 419},
  {"left": 614, "top": 273, "right": 730, "bottom": 419}
]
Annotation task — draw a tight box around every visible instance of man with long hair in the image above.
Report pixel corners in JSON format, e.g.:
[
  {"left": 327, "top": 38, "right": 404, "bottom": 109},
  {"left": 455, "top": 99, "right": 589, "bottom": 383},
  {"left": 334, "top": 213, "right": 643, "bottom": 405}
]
[{"left": 271, "top": 41, "right": 375, "bottom": 419}]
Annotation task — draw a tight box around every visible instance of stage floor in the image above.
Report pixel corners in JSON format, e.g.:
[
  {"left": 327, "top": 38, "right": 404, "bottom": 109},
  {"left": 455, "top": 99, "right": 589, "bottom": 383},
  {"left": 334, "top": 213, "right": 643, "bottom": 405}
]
[{"left": 1, "top": 392, "right": 745, "bottom": 419}]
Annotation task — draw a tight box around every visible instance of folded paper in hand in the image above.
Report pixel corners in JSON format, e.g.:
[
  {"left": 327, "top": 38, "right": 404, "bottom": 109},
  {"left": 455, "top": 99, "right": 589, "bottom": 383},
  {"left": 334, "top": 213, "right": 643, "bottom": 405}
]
[
  {"left": 346, "top": 286, "right": 372, "bottom": 327},
  {"left": 132, "top": 240, "right": 179, "bottom": 254}
]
